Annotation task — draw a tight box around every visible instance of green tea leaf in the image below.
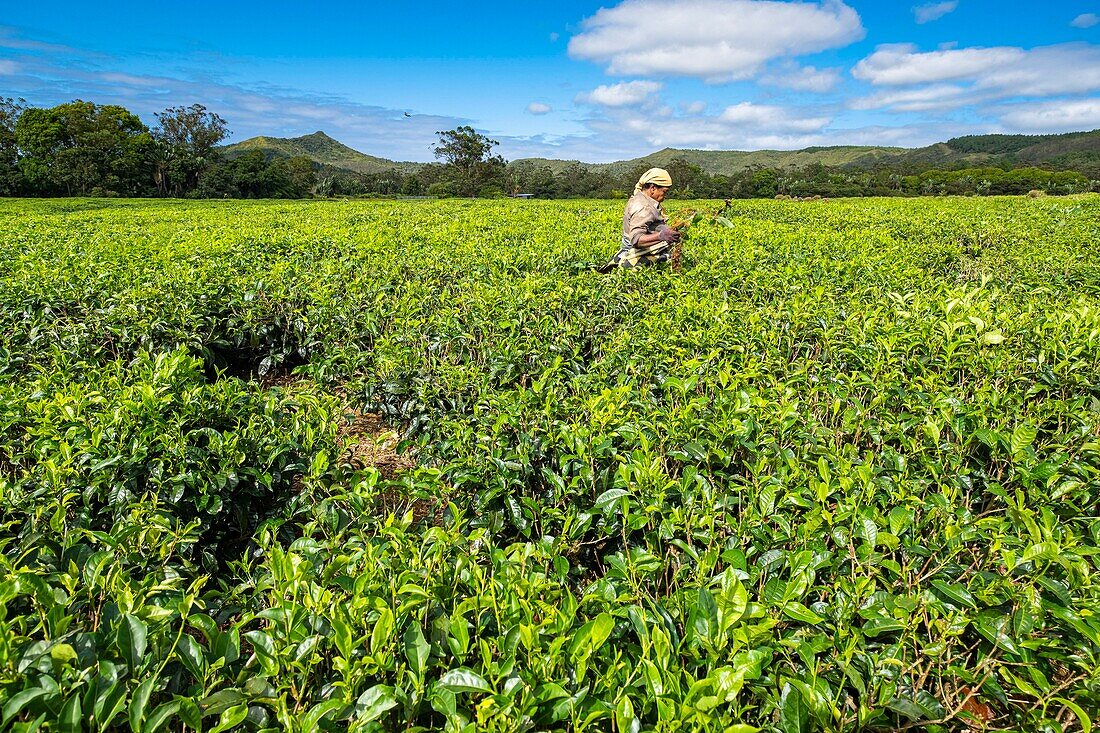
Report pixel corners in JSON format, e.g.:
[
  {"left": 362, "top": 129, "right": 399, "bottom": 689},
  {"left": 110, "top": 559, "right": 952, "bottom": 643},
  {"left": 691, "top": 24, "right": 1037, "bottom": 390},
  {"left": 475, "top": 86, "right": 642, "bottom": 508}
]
[
  {"left": 615, "top": 695, "right": 640, "bottom": 733},
  {"left": 94, "top": 681, "right": 128, "bottom": 730},
  {"left": 931, "top": 580, "right": 978, "bottom": 609},
  {"left": 779, "top": 682, "right": 810, "bottom": 733},
  {"left": 594, "top": 488, "right": 629, "bottom": 514},
  {"left": 300, "top": 699, "right": 344, "bottom": 731},
  {"left": 142, "top": 699, "right": 181, "bottom": 733},
  {"left": 50, "top": 644, "right": 78, "bottom": 668},
  {"left": 694, "top": 588, "right": 719, "bottom": 640},
  {"left": 719, "top": 575, "right": 749, "bottom": 626},
  {"left": 438, "top": 668, "right": 493, "bottom": 694},
  {"left": 3, "top": 688, "right": 50, "bottom": 725},
  {"left": 783, "top": 602, "right": 825, "bottom": 625},
  {"left": 974, "top": 612, "right": 1021, "bottom": 655},
  {"left": 354, "top": 685, "right": 399, "bottom": 723},
  {"left": 243, "top": 631, "right": 278, "bottom": 676},
  {"left": 1011, "top": 424, "right": 1037, "bottom": 455},
  {"left": 129, "top": 677, "right": 156, "bottom": 732},
  {"left": 569, "top": 613, "right": 614, "bottom": 659},
  {"left": 176, "top": 634, "right": 207, "bottom": 682},
  {"left": 201, "top": 689, "right": 246, "bottom": 717},
  {"left": 208, "top": 704, "right": 248, "bottom": 733},
  {"left": 862, "top": 616, "right": 905, "bottom": 637},
  {"left": 1054, "top": 697, "right": 1092, "bottom": 733},
  {"left": 886, "top": 691, "right": 945, "bottom": 721},
  {"left": 371, "top": 608, "right": 394, "bottom": 656},
  {"left": 57, "top": 695, "right": 81, "bottom": 733},
  {"left": 118, "top": 614, "right": 148, "bottom": 670},
  {"left": 403, "top": 623, "right": 430, "bottom": 679}
]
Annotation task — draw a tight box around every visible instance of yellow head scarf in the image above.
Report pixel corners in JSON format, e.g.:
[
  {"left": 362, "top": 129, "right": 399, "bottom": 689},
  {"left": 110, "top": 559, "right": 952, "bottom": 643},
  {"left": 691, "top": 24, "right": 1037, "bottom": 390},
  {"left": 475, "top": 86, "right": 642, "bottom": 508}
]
[{"left": 634, "top": 167, "right": 673, "bottom": 194}]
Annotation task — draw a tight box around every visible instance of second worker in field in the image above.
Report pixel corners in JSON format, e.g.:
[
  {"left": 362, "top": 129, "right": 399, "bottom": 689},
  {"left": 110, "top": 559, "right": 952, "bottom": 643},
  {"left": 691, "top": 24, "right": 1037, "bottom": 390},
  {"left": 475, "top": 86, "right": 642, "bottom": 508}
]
[{"left": 602, "top": 167, "right": 681, "bottom": 271}]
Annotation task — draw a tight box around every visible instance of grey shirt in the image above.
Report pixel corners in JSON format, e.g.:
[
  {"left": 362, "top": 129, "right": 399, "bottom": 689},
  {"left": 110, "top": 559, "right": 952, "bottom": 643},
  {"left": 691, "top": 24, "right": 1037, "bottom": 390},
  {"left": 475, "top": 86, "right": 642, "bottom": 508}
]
[{"left": 621, "top": 191, "right": 666, "bottom": 250}]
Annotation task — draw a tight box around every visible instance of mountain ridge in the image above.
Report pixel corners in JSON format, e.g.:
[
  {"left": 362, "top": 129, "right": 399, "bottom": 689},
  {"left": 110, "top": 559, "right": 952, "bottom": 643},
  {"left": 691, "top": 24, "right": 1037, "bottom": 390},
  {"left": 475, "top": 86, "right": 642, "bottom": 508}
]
[
  {"left": 221, "top": 129, "right": 1100, "bottom": 178},
  {"left": 220, "top": 131, "right": 422, "bottom": 175}
]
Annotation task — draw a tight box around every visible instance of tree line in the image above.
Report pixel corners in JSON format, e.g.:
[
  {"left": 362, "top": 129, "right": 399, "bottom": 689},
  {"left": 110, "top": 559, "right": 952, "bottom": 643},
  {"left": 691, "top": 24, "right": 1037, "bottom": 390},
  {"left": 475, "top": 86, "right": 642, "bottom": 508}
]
[
  {"left": 2, "top": 98, "right": 1098, "bottom": 199},
  {"left": 339, "top": 149, "right": 1098, "bottom": 200},
  {"left": 0, "top": 98, "right": 315, "bottom": 198}
]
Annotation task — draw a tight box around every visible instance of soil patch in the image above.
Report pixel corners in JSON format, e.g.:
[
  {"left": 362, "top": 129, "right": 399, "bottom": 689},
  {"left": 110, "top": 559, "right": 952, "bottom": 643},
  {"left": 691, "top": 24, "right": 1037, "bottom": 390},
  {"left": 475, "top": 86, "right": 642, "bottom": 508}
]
[
  {"left": 261, "top": 377, "right": 442, "bottom": 523},
  {"left": 337, "top": 407, "right": 442, "bottom": 524},
  {"left": 338, "top": 409, "right": 416, "bottom": 480}
]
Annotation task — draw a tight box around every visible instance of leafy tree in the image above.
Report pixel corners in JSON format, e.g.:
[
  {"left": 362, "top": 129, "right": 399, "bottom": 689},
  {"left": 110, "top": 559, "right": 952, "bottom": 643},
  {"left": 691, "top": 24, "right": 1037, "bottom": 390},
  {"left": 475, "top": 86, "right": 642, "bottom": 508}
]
[
  {"left": 749, "top": 167, "right": 780, "bottom": 198},
  {"left": 193, "top": 158, "right": 238, "bottom": 198},
  {"left": 235, "top": 149, "right": 271, "bottom": 198},
  {"left": 413, "top": 162, "right": 447, "bottom": 191},
  {"left": 662, "top": 158, "right": 713, "bottom": 198},
  {"left": 432, "top": 126, "right": 506, "bottom": 197},
  {"left": 152, "top": 104, "right": 228, "bottom": 196},
  {"left": 283, "top": 156, "right": 317, "bottom": 197},
  {"left": 556, "top": 162, "right": 613, "bottom": 198},
  {"left": 400, "top": 173, "right": 424, "bottom": 196},
  {"left": 426, "top": 180, "right": 458, "bottom": 198},
  {"left": 0, "top": 97, "right": 25, "bottom": 195},
  {"left": 12, "top": 108, "right": 58, "bottom": 193},
  {"left": 945, "top": 133, "right": 1054, "bottom": 155},
  {"left": 510, "top": 162, "right": 556, "bottom": 197},
  {"left": 358, "top": 167, "right": 404, "bottom": 196},
  {"left": 259, "top": 156, "right": 316, "bottom": 198},
  {"left": 433, "top": 125, "right": 498, "bottom": 172},
  {"left": 197, "top": 151, "right": 316, "bottom": 199},
  {"left": 14, "top": 100, "right": 153, "bottom": 196}
]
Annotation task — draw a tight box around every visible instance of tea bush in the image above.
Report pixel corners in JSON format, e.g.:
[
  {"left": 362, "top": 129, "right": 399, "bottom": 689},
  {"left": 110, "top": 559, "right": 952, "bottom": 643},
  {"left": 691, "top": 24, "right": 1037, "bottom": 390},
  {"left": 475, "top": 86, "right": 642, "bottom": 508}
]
[{"left": 1, "top": 196, "right": 1099, "bottom": 731}]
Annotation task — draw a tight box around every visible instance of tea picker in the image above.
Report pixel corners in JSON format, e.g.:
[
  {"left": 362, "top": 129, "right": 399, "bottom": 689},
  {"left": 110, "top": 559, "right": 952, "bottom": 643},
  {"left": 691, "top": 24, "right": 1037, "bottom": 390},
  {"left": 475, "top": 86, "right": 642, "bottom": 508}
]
[
  {"left": 598, "top": 168, "right": 682, "bottom": 273},
  {"left": 597, "top": 169, "right": 735, "bottom": 274}
]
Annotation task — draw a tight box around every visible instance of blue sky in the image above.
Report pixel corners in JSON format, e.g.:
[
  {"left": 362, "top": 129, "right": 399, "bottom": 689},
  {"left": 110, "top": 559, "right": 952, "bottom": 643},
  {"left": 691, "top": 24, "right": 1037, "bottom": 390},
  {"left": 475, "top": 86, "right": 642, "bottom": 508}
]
[{"left": 2, "top": 1, "right": 1100, "bottom": 162}]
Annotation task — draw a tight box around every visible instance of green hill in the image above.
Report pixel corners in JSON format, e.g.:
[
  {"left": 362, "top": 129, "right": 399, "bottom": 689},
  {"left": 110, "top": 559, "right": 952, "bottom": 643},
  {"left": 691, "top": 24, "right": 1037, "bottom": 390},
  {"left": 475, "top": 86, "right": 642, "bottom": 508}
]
[
  {"left": 514, "top": 131, "right": 1100, "bottom": 176},
  {"left": 609, "top": 146, "right": 910, "bottom": 176},
  {"left": 999, "top": 130, "right": 1100, "bottom": 172},
  {"left": 223, "top": 128, "right": 1100, "bottom": 180},
  {"left": 517, "top": 132, "right": 1100, "bottom": 177},
  {"left": 221, "top": 131, "right": 422, "bottom": 175},
  {"left": 859, "top": 130, "right": 1100, "bottom": 174},
  {"left": 943, "top": 130, "right": 1100, "bottom": 155},
  {"left": 509, "top": 146, "right": 909, "bottom": 177}
]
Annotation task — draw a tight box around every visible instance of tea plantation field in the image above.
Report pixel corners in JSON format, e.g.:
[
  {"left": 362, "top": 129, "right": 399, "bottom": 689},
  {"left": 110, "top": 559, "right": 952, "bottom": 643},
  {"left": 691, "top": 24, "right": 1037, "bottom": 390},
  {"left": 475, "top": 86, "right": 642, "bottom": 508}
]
[{"left": 2, "top": 196, "right": 1099, "bottom": 732}]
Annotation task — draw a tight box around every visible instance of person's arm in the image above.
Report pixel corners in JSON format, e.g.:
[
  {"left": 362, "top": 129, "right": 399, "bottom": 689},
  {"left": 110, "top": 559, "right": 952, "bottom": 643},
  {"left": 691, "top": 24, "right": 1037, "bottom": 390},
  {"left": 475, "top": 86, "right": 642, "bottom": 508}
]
[
  {"left": 627, "top": 204, "right": 679, "bottom": 248},
  {"left": 635, "top": 225, "right": 680, "bottom": 249}
]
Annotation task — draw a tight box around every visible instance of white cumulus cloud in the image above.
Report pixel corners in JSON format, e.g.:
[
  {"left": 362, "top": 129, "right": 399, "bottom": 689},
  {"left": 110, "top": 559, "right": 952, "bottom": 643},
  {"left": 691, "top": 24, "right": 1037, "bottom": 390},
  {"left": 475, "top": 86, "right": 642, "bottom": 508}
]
[
  {"left": 568, "top": 0, "right": 864, "bottom": 82},
  {"left": 761, "top": 62, "right": 841, "bottom": 92},
  {"left": 913, "top": 1, "right": 958, "bottom": 24},
  {"left": 0, "top": 60, "right": 18, "bottom": 76},
  {"left": 999, "top": 98, "right": 1100, "bottom": 131},
  {"left": 851, "top": 42, "right": 1100, "bottom": 132},
  {"left": 853, "top": 42, "right": 1100, "bottom": 102},
  {"left": 526, "top": 102, "right": 552, "bottom": 115},
  {"left": 720, "top": 102, "right": 830, "bottom": 132},
  {"left": 853, "top": 43, "right": 1023, "bottom": 86},
  {"left": 577, "top": 80, "right": 662, "bottom": 107},
  {"left": 569, "top": 99, "right": 833, "bottom": 153},
  {"left": 849, "top": 84, "right": 973, "bottom": 112},
  {"left": 1071, "top": 13, "right": 1099, "bottom": 28}
]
